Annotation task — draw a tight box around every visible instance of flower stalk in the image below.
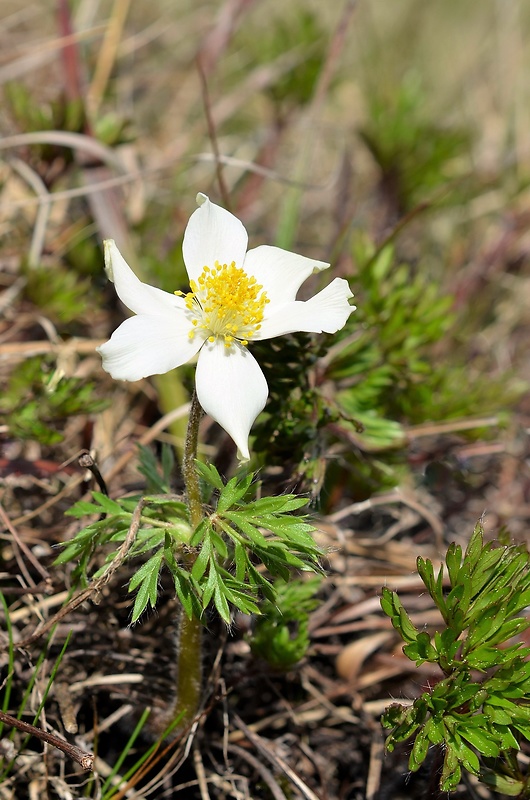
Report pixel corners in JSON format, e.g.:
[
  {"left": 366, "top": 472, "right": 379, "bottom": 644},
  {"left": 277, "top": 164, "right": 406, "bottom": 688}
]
[
  {"left": 182, "top": 390, "right": 204, "bottom": 530},
  {"left": 169, "top": 390, "right": 204, "bottom": 731}
]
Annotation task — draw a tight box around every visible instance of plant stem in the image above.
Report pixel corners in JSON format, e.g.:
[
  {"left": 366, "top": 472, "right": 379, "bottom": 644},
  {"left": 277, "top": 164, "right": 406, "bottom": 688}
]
[
  {"left": 182, "top": 390, "right": 204, "bottom": 530},
  {"left": 170, "top": 390, "right": 204, "bottom": 731}
]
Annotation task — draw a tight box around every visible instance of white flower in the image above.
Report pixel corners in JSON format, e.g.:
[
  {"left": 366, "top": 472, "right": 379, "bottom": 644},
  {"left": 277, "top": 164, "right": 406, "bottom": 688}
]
[{"left": 98, "top": 193, "right": 355, "bottom": 459}]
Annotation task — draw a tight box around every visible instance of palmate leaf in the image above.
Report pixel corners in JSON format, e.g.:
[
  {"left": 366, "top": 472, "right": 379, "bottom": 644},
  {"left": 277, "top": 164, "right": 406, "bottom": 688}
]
[{"left": 59, "top": 456, "right": 329, "bottom": 635}]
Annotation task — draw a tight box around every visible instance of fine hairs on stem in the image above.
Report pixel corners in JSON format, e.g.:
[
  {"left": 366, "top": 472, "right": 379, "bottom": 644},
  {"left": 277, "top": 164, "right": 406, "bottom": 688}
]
[{"left": 153, "top": 391, "right": 204, "bottom": 737}]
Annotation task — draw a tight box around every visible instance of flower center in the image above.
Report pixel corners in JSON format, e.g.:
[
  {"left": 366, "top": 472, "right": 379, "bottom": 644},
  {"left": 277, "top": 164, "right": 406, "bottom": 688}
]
[{"left": 176, "top": 261, "right": 269, "bottom": 348}]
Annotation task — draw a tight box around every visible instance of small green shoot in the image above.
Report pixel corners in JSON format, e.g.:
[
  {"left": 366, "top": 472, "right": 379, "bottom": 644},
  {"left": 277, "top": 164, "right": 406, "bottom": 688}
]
[
  {"left": 3, "top": 357, "right": 107, "bottom": 445},
  {"left": 249, "top": 576, "right": 322, "bottom": 668},
  {"left": 381, "top": 523, "right": 530, "bottom": 794}
]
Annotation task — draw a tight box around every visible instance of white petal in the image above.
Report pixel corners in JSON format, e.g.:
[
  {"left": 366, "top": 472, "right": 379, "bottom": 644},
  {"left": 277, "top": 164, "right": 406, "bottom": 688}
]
[
  {"left": 243, "top": 245, "right": 330, "bottom": 305},
  {"left": 254, "top": 278, "right": 355, "bottom": 340},
  {"left": 97, "top": 314, "right": 203, "bottom": 381},
  {"left": 182, "top": 195, "right": 248, "bottom": 283},
  {"left": 195, "top": 340, "right": 268, "bottom": 460},
  {"left": 104, "top": 240, "right": 184, "bottom": 316}
]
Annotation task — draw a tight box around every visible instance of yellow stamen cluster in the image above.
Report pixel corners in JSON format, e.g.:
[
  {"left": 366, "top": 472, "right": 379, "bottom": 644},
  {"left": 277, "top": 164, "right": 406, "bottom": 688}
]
[{"left": 175, "top": 261, "right": 269, "bottom": 348}]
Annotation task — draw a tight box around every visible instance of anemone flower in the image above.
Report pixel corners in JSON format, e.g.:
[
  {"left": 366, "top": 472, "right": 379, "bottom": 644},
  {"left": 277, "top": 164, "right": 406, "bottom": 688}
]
[{"left": 98, "top": 193, "right": 355, "bottom": 459}]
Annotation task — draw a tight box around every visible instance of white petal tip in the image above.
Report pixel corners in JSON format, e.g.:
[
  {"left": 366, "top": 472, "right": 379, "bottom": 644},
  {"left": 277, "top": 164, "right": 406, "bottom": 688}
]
[
  {"left": 103, "top": 239, "right": 117, "bottom": 282},
  {"left": 196, "top": 192, "right": 208, "bottom": 207}
]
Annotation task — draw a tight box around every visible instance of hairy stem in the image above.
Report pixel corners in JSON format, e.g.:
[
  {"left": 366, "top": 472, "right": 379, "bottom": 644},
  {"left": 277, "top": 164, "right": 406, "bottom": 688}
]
[
  {"left": 170, "top": 390, "right": 204, "bottom": 731},
  {"left": 182, "top": 391, "right": 204, "bottom": 529}
]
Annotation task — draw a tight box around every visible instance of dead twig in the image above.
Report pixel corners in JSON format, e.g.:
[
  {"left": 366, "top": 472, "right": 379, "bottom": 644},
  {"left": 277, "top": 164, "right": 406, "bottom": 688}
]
[{"left": 0, "top": 710, "right": 93, "bottom": 770}]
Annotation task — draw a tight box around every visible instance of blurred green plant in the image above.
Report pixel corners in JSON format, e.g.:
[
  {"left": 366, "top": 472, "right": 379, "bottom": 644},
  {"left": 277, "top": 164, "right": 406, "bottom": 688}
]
[
  {"left": 23, "top": 261, "right": 92, "bottom": 324},
  {"left": 251, "top": 233, "right": 520, "bottom": 502},
  {"left": 6, "top": 81, "right": 85, "bottom": 142},
  {"left": 249, "top": 575, "right": 322, "bottom": 668},
  {"left": 251, "top": 332, "right": 330, "bottom": 464},
  {"left": 56, "top": 448, "right": 322, "bottom": 625},
  {"left": 381, "top": 523, "right": 530, "bottom": 795},
  {"left": 5, "top": 81, "right": 130, "bottom": 153},
  {"left": 359, "top": 72, "right": 472, "bottom": 213},
  {"left": 334, "top": 236, "right": 521, "bottom": 424},
  {"left": 233, "top": 9, "right": 329, "bottom": 117},
  {"left": 332, "top": 236, "right": 455, "bottom": 426},
  {"left": 3, "top": 356, "right": 107, "bottom": 445}
]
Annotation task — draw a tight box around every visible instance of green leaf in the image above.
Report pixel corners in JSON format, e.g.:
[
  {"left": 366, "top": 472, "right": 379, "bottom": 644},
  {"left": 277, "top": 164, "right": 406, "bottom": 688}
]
[
  {"left": 91, "top": 491, "right": 126, "bottom": 516},
  {"left": 490, "top": 723, "right": 520, "bottom": 750},
  {"left": 65, "top": 501, "right": 104, "bottom": 517},
  {"left": 409, "top": 726, "right": 430, "bottom": 771},
  {"left": 457, "top": 741, "right": 480, "bottom": 776},
  {"left": 440, "top": 744, "right": 461, "bottom": 792},
  {"left": 191, "top": 536, "right": 212, "bottom": 582},
  {"left": 257, "top": 516, "right": 317, "bottom": 547},
  {"left": 221, "top": 515, "right": 268, "bottom": 547},
  {"left": 247, "top": 564, "right": 276, "bottom": 601},
  {"left": 233, "top": 543, "right": 248, "bottom": 582},
  {"left": 464, "top": 523, "right": 484, "bottom": 571},
  {"left": 129, "top": 551, "right": 164, "bottom": 622},
  {"left": 417, "top": 556, "right": 446, "bottom": 614},
  {"left": 190, "top": 518, "right": 209, "bottom": 547},
  {"left": 512, "top": 721, "right": 530, "bottom": 741},
  {"left": 458, "top": 726, "right": 500, "bottom": 758},
  {"left": 171, "top": 567, "right": 201, "bottom": 620},
  {"left": 484, "top": 703, "right": 513, "bottom": 725},
  {"left": 468, "top": 547, "right": 505, "bottom": 596},
  {"left": 210, "top": 530, "right": 228, "bottom": 558},
  {"left": 424, "top": 716, "right": 444, "bottom": 745},
  {"left": 216, "top": 473, "right": 253, "bottom": 513},
  {"left": 466, "top": 646, "right": 505, "bottom": 670},
  {"left": 478, "top": 769, "right": 525, "bottom": 796},
  {"left": 445, "top": 542, "right": 463, "bottom": 586},
  {"left": 403, "top": 631, "right": 438, "bottom": 665},
  {"left": 213, "top": 586, "right": 231, "bottom": 624},
  {"left": 245, "top": 495, "right": 308, "bottom": 515},
  {"left": 194, "top": 460, "right": 226, "bottom": 492},
  {"left": 382, "top": 697, "right": 428, "bottom": 744},
  {"left": 380, "top": 587, "right": 419, "bottom": 644}
]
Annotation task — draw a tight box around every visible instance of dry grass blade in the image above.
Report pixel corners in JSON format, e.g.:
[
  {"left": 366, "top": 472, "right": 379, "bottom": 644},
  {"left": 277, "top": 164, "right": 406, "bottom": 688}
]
[
  {"left": 0, "top": 131, "right": 126, "bottom": 172},
  {"left": 226, "top": 743, "right": 288, "bottom": 800},
  {"left": 232, "top": 715, "right": 321, "bottom": 800}
]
